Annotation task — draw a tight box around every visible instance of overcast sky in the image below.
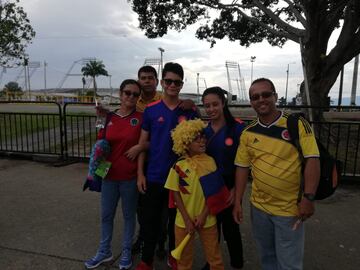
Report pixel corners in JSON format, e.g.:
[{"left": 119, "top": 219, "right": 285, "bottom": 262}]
[{"left": 1, "top": 0, "right": 358, "bottom": 102}]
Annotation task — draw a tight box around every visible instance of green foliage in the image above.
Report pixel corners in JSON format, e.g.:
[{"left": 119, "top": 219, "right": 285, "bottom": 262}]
[
  {"left": 81, "top": 60, "right": 108, "bottom": 78},
  {"left": 4, "top": 81, "right": 22, "bottom": 92},
  {"left": 81, "top": 60, "right": 108, "bottom": 94},
  {"left": 128, "top": 0, "right": 360, "bottom": 119},
  {"left": 0, "top": 0, "right": 36, "bottom": 66}
]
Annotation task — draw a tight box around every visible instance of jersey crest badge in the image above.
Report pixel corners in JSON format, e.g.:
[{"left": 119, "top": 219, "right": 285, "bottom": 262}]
[
  {"left": 130, "top": 118, "right": 139, "bottom": 126},
  {"left": 282, "top": 129, "right": 290, "bottom": 141},
  {"left": 225, "top": 137, "right": 233, "bottom": 146},
  {"left": 157, "top": 116, "right": 165, "bottom": 123}
]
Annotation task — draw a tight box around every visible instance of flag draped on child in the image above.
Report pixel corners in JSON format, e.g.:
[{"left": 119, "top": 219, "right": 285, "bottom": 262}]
[{"left": 186, "top": 153, "right": 230, "bottom": 215}]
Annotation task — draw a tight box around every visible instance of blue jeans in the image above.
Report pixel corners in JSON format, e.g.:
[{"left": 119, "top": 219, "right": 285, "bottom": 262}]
[
  {"left": 97, "top": 179, "right": 138, "bottom": 255},
  {"left": 251, "top": 205, "right": 304, "bottom": 270}
]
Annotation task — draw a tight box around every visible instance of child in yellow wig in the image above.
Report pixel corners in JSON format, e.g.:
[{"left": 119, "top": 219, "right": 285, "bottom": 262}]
[{"left": 165, "top": 119, "right": 229, "bottom": 270}]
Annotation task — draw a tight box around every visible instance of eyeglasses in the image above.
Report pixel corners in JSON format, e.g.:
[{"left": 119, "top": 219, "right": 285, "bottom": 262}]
[
  {"left": 163, "top": 79, "right": 183, "bottom": 87},
  {"left": 123, "top": 90, "right": 140, "bottom": 98},
  {"left": 249, "top": 91, "right": 275, "bottom": 101}
]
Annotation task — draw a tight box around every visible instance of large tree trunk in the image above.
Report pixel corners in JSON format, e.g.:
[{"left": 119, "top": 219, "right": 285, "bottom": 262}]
[{"left": 299, "top": 0, "right": 359, "bottom": 123}]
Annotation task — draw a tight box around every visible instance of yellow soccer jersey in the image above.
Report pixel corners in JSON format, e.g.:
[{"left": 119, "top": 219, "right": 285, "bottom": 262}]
[
  {"left": 165, "top": 158, "right": 216, "bottom": 228},
  {"left": 234, "top": 112, "right": 319, "bottom": 216},
  {"left": 136, "top": 91, "right": 162, "bottom": 112}
]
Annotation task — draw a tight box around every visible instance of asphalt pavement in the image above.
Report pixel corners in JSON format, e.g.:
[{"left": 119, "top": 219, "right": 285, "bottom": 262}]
[{"left": 0, "top": 157, "right": 359, "bottom": 270}]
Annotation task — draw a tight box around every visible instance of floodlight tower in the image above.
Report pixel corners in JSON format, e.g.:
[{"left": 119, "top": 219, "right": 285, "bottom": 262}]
[
  {"left": 143, "top": 58, "right": 161, "bottom": 79},
  {"left": 57, "top": 57, "right": 96, "bottom": 89},
  {"left": 225, "top": 61, "right": 247, "bottom": 102},
  {"left": 158, "top": 47, "right": 164, "bottom": 78}
]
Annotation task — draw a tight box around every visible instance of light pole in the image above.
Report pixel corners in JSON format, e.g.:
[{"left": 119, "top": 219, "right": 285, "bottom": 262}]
[
  {"left": 285, "top": 62, "right": 295, "bottom": 103},
  {"left": 158, "top": 47, "right": 164, "bottom": 78},
  {"left": 109, "top": 74, "right": 113, "bottom": 103},
  {"left": 250, "top": 56, "right": 256, "bottom": 83}
]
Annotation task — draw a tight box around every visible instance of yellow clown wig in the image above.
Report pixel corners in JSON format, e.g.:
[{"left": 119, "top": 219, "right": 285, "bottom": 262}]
[{"left": 171, "top": 118, "right": 206, "bottom": 156}]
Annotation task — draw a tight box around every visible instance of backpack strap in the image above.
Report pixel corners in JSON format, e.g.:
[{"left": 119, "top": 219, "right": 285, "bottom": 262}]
[{"left": 287, "top": 113, "right": 305, "bottom": 200}]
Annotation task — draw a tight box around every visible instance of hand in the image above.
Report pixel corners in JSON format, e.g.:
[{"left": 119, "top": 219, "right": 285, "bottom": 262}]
[
  {"left": 232, "top": 203, "right": 244, "bottom": 224},
  {"left": 194, "top": 212, "right": 208, "bottom": 229},
  {"left": 95, "top": 104, "right": 110, "bottom": 117},
  {"left": 125, "top": 145, "right": 141, "bottom": 161},
  {"left": 179, "top": 99, "right": 196, "bottom": 111},
  {"left": 226, "top": 188, "right": 235, "bottom": 206},
  {"left": 184, "top": 217, "right": 195, "bottom": 235},
  {"left": 137, "top": 174, "right": 147, "bottom": 194},
  {"left": 298, "top": 197, "right": 315, "bottom": 221}
]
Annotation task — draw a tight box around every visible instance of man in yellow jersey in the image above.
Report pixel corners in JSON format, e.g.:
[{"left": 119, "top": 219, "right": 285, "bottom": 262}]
[
  {"left": 232, "top": 78, "right": 320, "bottom": 270},
  {"left": 136, "top": 66, "right": 162, "bottom": 112}
]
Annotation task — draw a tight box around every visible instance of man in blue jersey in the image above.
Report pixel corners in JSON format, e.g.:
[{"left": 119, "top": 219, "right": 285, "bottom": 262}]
[{"left": 135, "top": 62, "right": 198, "bottom": 270}]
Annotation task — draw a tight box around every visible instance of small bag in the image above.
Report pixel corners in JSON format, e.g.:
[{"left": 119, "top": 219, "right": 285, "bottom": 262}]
[{"left": 83, "top": 113, "right": 113, "bottom": 192}]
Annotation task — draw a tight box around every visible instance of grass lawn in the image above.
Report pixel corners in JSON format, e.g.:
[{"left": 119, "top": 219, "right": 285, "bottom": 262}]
[{"left": 0, "top": 113, "right": 61, "bottom": 144}]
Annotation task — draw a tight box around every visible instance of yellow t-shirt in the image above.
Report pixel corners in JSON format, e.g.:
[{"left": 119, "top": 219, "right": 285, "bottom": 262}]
[
  {"left": 234, "top": 112, "right": 319, "bottom": 216},
  {"left": 165, "top": 156, "right": 217, "bottom": 228},
  {"left": 136, "top": 91, "right": 162, "bottom": 112}
]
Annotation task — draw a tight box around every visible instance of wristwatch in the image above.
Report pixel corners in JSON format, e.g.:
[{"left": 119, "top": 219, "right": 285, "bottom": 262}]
[{"left": 303, "top": 193, "right": 316, "bottom": 202}]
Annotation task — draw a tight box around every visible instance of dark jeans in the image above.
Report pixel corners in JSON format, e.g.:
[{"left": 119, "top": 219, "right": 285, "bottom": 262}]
[
  {"left": 217, "top": 205, "right": 244, "bottom": 268},
  {"left": 139, "top": 182, "right": 173, "bottom": 264}
]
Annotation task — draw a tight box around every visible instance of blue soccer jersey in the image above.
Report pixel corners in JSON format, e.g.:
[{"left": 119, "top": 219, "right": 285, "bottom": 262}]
[
  {"left": 204, "top": 120, "right": 246, "bottom": 188},
  {"left": 142, "top": 100, "right": 199, "bottom": 184}
]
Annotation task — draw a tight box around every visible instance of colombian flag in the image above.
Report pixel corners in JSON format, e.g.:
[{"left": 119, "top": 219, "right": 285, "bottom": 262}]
[
  {"left": 189, "top": 154, "right": 230, "bottom": 215},
  {"left": 199, "top": 169, "right": 230, "bottom": 215}
]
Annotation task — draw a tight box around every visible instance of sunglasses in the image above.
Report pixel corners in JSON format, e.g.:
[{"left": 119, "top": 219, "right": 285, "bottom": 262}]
[
  {"left": 163, "top": 79, "right": 183, "bottom": 87},
  {"left": 250, "top": 91, "right": 275, "bottom": 101},
  {"left": 122, "top": 90, "right": 140, "bottom": 98}
]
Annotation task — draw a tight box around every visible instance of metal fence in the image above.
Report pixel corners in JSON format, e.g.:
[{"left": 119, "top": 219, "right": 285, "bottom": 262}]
[{"left": 0, "top": 101, "right": 359, "bottom": 179}]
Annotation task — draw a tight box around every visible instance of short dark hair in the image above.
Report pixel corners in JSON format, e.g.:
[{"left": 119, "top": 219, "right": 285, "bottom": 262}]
[
  {"left": 119, "top": 79, "right": 142, "bottom": 93},
  {"left": 137, "top": 65, "right": 158, "bottom": 79},
  {"left": 162, "top": 62, "right": 184, "bottom": 80},
  {"left": 250, "top": 78, "right": 276, "bottom": 93}
]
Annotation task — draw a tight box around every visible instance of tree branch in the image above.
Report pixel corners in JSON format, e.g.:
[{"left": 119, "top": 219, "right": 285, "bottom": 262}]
[
  {"left": 252, "top": 0, "right": 304, "bottom": 36},
  {"left": 283, "top": 0, "right": 307, "bottom": 28},
  {"left": 198, "top": 0, "right": 304, "bottom": 42}
]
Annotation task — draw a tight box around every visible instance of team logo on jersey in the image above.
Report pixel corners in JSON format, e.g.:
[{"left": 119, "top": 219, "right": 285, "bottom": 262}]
[
  {"left": 157, "top": 116, "right": 165, "bottom": 123},
  {"left": 225, "top": 137, "right": 233, "bottom": 146},
  {"left": 178, "top": 115, "right": 187, "bottom": 123},
  {"left": 130, "top": 118, "right": 139, "bottom": 126},
  {"left": 107, "top": 121, "right": 113, "bottom": 126},
  {"left": 282, "top": 129, "right": 290, "bottom": 140},
  {"left": 253, "top": 138, "right": 259, "bottom": 144}
]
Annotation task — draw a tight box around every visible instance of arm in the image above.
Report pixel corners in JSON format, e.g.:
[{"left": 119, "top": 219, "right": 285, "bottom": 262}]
[
  {"left": 179, "top": 99, "right": 201, "bottom": 116},
  {"left": 137, "top": 129, "right": 149, "bottom": 194},
  {"left": 125, "top": 141, "right": 150, "bottom": 161},
  {"left": 232, "top": 166, "right": 250, "bottom": 224},
  {"left": 95, "top": 104, "right": 110, "bottom": 117},
  {"left": 298, "top": 157, "right": 320, "bottom": 220},
  {"left": 173, "top": 191, "right": 195, "bottom": 235}
]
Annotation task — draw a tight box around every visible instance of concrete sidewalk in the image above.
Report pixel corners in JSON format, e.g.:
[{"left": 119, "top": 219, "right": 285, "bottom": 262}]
[{"left": 0, "top": 157, "right": 359, "bottom": 270}]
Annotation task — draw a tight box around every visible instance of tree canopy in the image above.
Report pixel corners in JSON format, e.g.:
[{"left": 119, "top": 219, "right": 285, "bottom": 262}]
[
  {"left": 81, "top": 60, "right": 109, "bottom": 95},
  {"left": 0, "top": 0, "right": 36, "bottom": 66},
  {"left": 128, "top": 0, "right": 360, "bottom": 120}
]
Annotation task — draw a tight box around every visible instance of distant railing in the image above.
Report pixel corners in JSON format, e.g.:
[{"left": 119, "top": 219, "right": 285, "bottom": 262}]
[{"left": 0, "top": 101, "right": 359, "bottom": 178}]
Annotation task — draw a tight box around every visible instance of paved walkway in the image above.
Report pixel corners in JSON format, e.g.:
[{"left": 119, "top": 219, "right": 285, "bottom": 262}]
[{"left": 0, "top": 157, "right": 359, "bottom": 270}]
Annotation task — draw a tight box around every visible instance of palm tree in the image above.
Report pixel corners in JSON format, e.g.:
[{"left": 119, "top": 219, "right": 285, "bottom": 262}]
[{"left": 81, "top": 60, "right": 109, "bottom": 96}]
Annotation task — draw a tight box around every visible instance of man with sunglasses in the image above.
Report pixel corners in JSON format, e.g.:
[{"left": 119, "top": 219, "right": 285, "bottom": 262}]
[
  {"left": 233, "top": 78, "right": 320, "bottom": 270},
  {"left": 135, "top": 62, "right": 199, "bottom": 270}
]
